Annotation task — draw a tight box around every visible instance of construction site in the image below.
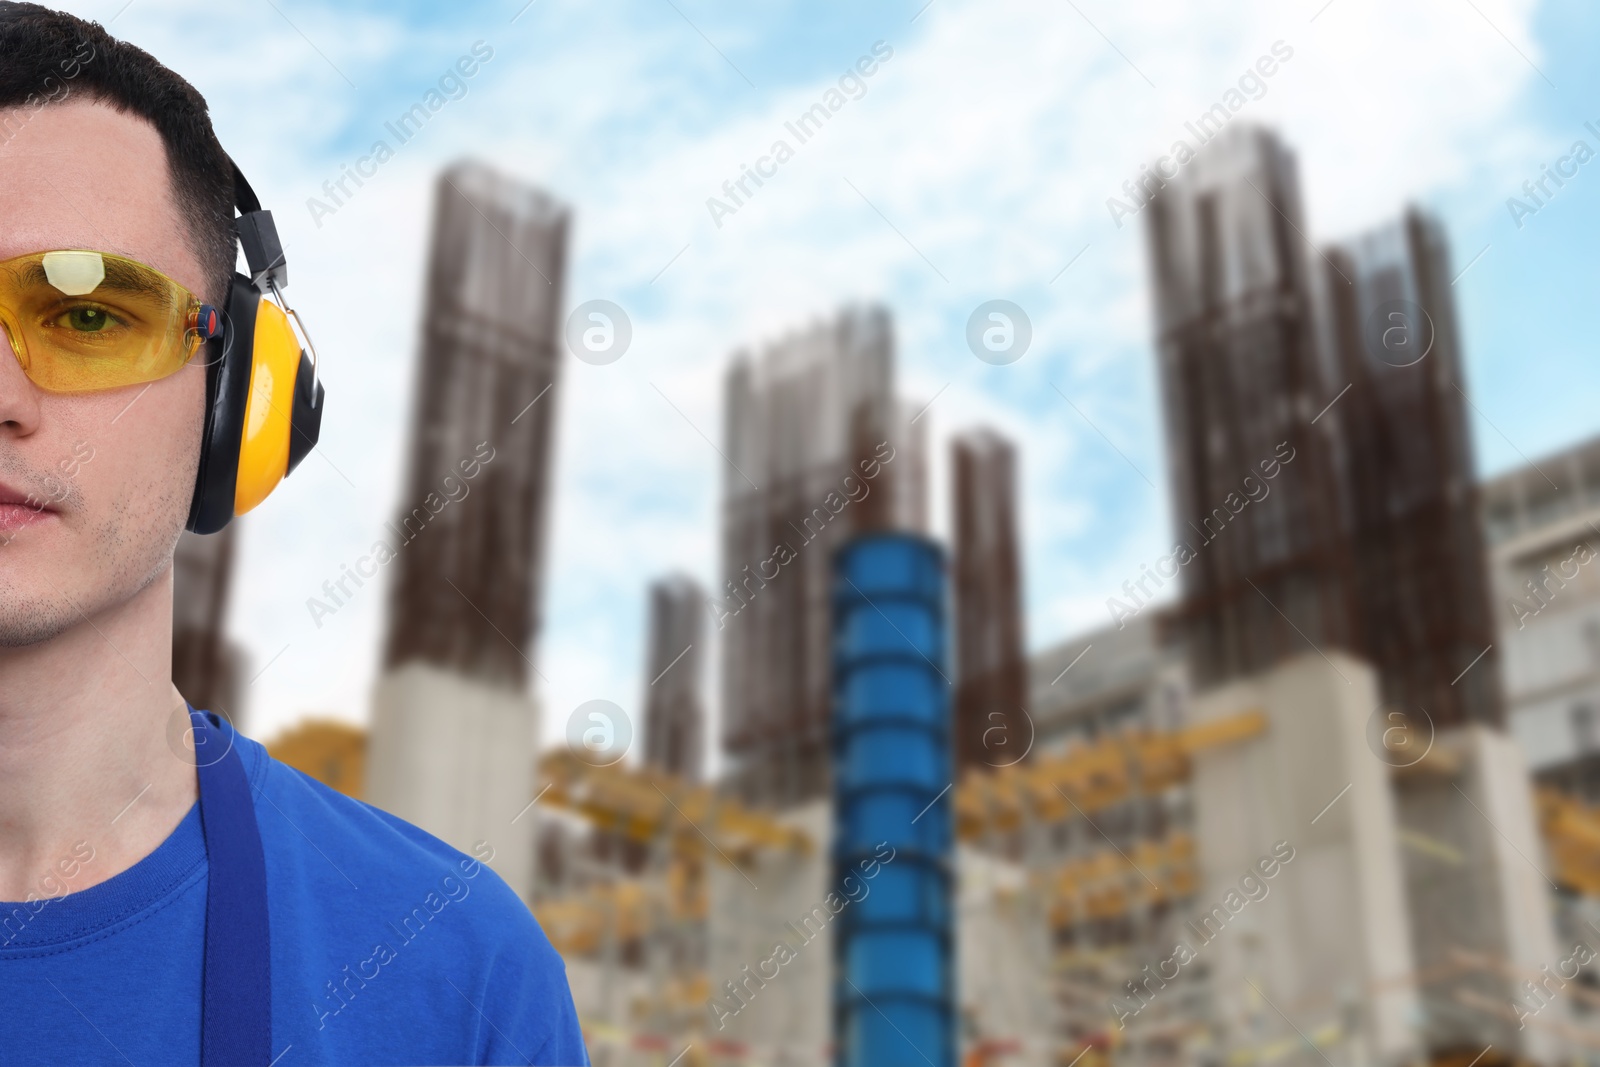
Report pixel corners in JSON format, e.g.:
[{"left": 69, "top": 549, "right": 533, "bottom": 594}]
[{"left": 182, "top": 126, "right": 1600, "bottom": 1067}]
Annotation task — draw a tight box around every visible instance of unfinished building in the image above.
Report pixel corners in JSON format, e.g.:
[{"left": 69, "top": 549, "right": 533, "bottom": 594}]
[
  {"left": 1483, "top": 431, "right": 1600, "bottom": 798},
  {"left": 717, "top": 304, "right": 927, "bottom": 808},
  {"left": 642, "top": 574, "right": 708, "bottom": 783},
  {"left": 377, "top": 160, "right": 568, "bottom": 689},
  {"left": 1142, "top": 125, "right": 1357, "bottom": 690},
  {"left": 366, "top": 160, "right": 569, "bottom": 903},
  {"left": 951, "top": 428, "right": 1030, "bottom": 774},
  {"left": 1481, "top": 433, "right": 1600, "bottom": 972},
  {"left": 1144, "top": 124, "right": 1503, "bottom": 725},
  {"left": 1323, "top": 209, "right": 1502, "bottom": 728},
  {"left": 1143, "top": 124, "right": 1576, "bottom": 1065}
]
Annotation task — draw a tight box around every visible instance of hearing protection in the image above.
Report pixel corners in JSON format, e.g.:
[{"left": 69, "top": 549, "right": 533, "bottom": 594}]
[{"left": 185, "top": 162, "right": 326, "bottom": 535}]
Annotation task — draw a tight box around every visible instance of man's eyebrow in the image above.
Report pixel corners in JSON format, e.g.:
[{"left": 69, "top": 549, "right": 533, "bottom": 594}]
[
  {"left": 92, "top": 257, "right": 179, "bottom": 309},
  {"left": 16, "top": 255, "right": 178, "bottom": 310}
]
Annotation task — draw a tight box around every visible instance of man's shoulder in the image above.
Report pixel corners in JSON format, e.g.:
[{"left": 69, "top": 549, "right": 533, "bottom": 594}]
[
  {"left": 220, "top": 728, "right": 588, "bottom": 1063},
  {"left": 230, "top": 726, "right": 542, "bottom": 950}
]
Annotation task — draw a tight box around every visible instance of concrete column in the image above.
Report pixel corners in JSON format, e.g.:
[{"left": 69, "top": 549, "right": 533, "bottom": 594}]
[
  {"left": 704, "top": 799, "right": 831, "bottom": 1066},
  {"left": 1188, "top": 651, "right": 1420, "bottom": 1066},
  {"left": 1393, "top": 726, "right": 1571, "bottom": 1065},
  {"left": 365, "top": 661, "right": 537, "bottom": 903},
  {"left": 955, "top": 844, "right": 1056, "bottom": 1067}
]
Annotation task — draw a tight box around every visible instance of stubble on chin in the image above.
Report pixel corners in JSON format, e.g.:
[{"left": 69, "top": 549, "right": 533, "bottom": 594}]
[{"left": 0, "top": 451, "right": 196, "bottom": 649}]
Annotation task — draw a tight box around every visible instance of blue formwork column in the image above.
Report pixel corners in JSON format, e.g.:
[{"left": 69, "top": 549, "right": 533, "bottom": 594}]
[{"left": 831, "top": 532, "right": 954, "bottom": 1067}]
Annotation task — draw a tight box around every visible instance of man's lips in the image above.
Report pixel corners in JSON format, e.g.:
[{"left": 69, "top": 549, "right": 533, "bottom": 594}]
[
  {"left": 0, "top": 502, "right": 57, "bottom": 534},
  {"left": 0, "top": 480, "right": 59, "bottom": 534},
  {"left": 0, "top": 478, "right": 51, "bottom": 509}
]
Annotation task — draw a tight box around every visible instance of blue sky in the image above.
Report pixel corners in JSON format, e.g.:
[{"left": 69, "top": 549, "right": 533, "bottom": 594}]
[{"left": 67, "top": 0, "right": 1600, "bottom": 763}]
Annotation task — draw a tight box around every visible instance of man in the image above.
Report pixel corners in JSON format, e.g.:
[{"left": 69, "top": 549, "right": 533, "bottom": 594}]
[{"left": 0, "top": 5, "right": 588, "bottom": 1064}]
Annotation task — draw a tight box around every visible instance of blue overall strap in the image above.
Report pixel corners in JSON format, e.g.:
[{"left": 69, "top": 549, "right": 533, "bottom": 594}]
[{"left": 190, "top": 707, "right": 273, "bottom": 1066}]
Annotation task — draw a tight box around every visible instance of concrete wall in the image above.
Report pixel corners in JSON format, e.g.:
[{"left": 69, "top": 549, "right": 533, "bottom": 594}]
[
  {"left": 705, "top": 799, "right": 833, "bottom": 1066},
  {"left": 1483, "top": 447, "right": 1600, "bottom": 779},
  {"left": 564, "top": 958, "right": 671, "bottom": 1066},
  {"left": 365, "top": 661, "right": 537, "bottom": 903},
  {"left": 1188, "top": 651, "right": 1420, "bottom": 1067},
  {"left": 956, "top": 845, "right": 1057, "bottom": 1067},
  {"left": 1394, "top": 727, "right": 1571, "bottom": 1064}
]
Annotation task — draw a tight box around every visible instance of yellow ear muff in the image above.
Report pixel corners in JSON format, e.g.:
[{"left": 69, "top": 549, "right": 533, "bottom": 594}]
[{"left": 232, "top": 298, "right": 302, "bottom": 516}]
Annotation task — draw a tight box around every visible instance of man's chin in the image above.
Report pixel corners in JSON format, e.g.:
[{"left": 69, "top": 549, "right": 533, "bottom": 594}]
[
  {"left": 0, "top": 599, "right": 86, "bottom": 647},
  {"left": 0, "top": 551, "right": 107, "bottom": 648},
  {"left": 0, "top": 520, "right": 75, "bottom": 601}
]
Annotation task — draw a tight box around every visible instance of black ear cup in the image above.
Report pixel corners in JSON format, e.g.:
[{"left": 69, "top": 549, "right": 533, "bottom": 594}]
[
  {"left": 185, "top": 273, "right": 258, "bottom": 535},
  {"left": 285, "top": 349, "right": 324, "bottom": 478}
]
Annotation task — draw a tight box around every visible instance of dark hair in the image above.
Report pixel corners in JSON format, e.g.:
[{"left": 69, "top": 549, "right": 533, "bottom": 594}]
[{"left": 0, "top": 2, "right": 236, "bottom": 304}]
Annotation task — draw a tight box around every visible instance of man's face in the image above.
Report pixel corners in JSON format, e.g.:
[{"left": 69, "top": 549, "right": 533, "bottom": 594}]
[{"left": 0, "top": 98, "right": 208, "bottom": 646}]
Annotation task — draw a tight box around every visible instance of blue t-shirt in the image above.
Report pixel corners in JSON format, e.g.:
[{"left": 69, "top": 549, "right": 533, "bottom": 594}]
[{"left": 0, "top": 715, "right": 590, "bottom": 1066}]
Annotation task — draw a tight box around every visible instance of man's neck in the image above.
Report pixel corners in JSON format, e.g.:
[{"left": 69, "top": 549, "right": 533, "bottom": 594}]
[{"left": 0, "top": 569, "right": 199, "bottom": 902}]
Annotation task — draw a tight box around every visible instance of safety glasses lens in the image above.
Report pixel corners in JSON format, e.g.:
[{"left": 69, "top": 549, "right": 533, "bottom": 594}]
[{"left": 0, "top": 250, "right": 207, "bottom": 393}]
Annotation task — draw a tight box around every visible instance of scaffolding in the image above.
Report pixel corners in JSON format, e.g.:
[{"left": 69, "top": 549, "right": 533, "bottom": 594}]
[
  {"left": 531, "top": 750, "right": 813, "bottom": 1065},
  {"left": 266, "top": 703, "right": 1600, "bottom": 1065}
]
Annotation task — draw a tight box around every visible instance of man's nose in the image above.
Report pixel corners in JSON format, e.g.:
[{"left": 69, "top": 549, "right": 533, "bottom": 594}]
[{"left": 0, "top": 321, "right": 45, "bottom": 437}]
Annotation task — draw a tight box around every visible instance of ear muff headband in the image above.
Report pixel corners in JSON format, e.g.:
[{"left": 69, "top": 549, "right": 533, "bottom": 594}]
[{"left": 184, "top": 161, "right": 325, "bottom": 534}]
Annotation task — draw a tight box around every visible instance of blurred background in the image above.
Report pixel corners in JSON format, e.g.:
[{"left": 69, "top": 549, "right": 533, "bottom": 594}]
[{"left": 92, "top": 0, "right": 1600, "bottom": 1063}]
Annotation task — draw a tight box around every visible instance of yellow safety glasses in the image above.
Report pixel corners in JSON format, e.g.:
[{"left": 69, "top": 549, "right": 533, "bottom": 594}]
[{"left": 0, "top": 249, "right": 222, "bottom": 394}]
